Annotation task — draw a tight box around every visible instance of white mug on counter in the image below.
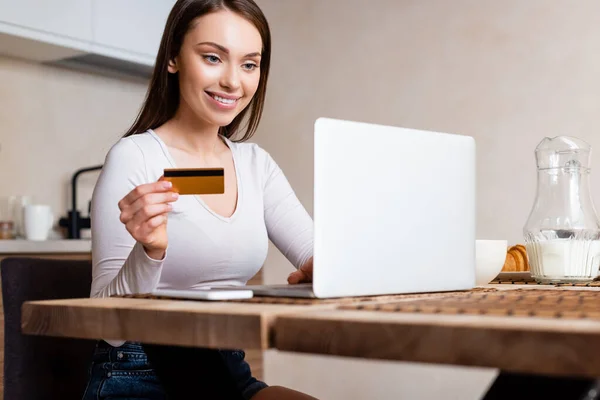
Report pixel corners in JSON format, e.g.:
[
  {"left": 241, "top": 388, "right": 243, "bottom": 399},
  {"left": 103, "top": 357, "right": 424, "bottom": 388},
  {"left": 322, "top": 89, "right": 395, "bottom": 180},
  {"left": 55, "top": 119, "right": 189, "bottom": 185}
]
[{"left": 24, "top": 204, "right": 54, "bottom": 241}]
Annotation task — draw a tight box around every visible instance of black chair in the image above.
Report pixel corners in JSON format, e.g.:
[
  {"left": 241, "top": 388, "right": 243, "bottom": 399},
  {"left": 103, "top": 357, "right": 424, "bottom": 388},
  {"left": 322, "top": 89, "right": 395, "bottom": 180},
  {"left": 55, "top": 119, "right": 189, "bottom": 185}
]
[{"left": 1, "top": 257, "right": 97, "bottom": 400}]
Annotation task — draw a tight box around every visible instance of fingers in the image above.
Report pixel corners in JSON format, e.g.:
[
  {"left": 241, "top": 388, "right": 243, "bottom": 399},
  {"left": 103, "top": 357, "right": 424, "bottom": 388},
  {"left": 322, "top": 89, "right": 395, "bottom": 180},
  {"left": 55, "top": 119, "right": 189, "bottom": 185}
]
[
  {"left": 117, "top": 179, "right": 174, "bottom": 254},
  {"left": 300, "top": 259, "right": 313, "bottom": 280},
  {"left": 127, "top": 203, "right": 173, "bottom": 227},
  {"left": 120, "top": 192, "right": 178, "bottom": 224},
  {"left": 287, "top": 269, "right": 309, "bottom": 284},
  {"left": 288, "top": 258, "right": 314, "bottom": 284},
  {"left": 118, "top": 181, "right": 173, "bottom": 211}
]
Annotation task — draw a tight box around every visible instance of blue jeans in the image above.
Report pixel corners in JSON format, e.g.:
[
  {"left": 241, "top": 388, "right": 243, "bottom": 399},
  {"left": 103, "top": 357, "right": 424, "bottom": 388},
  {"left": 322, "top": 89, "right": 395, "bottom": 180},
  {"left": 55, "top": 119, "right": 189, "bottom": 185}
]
[{"left": 82, "top": 341, "right": 267, "bottom": 400}]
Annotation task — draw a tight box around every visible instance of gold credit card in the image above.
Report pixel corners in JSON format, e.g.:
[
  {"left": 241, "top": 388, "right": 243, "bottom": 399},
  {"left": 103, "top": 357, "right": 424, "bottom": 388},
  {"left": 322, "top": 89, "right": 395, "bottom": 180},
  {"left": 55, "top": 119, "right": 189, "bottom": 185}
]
[{"left": 163, "top": 168, "right": 224, "bottom": 195}]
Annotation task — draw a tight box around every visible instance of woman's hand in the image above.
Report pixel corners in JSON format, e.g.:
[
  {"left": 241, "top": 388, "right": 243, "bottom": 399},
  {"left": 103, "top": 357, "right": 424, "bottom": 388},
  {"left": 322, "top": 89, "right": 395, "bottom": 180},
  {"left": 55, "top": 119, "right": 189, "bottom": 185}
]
[
  {"left": 118, "top": 179, "right": 178, "bottom": 260},
  {"left": 287, "top": 257, "right": 313, "bottom": 284}
]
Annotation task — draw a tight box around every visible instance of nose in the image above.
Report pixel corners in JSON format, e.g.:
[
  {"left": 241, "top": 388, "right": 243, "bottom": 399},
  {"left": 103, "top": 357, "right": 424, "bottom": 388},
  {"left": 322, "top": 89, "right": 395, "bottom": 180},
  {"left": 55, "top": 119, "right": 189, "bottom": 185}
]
[{"left": 220, "top": 64, "right": 241, "bottom": 91}]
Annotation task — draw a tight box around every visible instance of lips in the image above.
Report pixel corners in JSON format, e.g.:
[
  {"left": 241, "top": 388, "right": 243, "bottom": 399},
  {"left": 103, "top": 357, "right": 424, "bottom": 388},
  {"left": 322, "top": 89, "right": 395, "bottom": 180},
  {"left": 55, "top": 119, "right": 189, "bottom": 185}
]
[{"left": 206, "top": 91, "right": 240, "bottom": 104}]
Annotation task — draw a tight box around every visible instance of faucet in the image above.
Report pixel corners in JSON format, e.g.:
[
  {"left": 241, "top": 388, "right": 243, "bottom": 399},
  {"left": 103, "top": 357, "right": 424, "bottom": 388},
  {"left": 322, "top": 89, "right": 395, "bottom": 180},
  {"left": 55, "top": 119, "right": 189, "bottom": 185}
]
[{"left": 59, "top": 165, "right": 103, "bottom": 239}]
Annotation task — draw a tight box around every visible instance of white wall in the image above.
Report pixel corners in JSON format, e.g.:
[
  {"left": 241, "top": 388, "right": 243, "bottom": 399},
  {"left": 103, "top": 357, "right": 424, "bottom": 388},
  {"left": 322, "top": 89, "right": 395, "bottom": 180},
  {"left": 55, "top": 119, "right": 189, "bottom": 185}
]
[
  {"left": 254, "top": 0, "right": 600, "bottom": 255},
  {"left": 0, "top": 56, "right": 147, "bottom": 235}
]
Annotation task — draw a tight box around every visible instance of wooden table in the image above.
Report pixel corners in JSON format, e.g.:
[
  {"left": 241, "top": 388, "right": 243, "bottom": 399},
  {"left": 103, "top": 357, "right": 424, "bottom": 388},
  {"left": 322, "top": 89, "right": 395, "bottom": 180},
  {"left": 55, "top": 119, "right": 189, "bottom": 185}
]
[
  {"left": 20, "top": 291, "right": 324, "bottom": 382},
  {"left": 21, "top": 296, "right": 334, "bottom": 350},
  {"left": 21, "top": 284, "right": 600, "bottom": 398},
  {"left": 275, "top": 285, "right": 600, "bottom": 378}
]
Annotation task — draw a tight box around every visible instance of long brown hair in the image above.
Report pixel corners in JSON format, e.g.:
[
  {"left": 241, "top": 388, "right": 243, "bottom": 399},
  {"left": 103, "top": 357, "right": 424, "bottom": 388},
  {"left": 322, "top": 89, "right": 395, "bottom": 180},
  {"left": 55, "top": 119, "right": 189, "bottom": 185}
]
[{"left": 124, "top": 0, "right": 271, "bottom": 142}]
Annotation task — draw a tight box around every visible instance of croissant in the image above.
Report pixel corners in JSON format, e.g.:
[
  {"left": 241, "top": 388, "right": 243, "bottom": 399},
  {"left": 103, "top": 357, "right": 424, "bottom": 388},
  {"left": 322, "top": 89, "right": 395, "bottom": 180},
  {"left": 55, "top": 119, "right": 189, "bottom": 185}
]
[{"left": 502, "top": 244, "right": 530, "bottom": 272}]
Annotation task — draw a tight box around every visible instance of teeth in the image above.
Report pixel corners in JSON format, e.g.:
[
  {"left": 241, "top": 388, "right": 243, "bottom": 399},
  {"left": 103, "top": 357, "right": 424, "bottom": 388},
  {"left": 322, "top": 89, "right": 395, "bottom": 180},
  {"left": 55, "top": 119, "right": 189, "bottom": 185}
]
[{"left": 212, "top": 94, "right": 236, "bottom": 105}]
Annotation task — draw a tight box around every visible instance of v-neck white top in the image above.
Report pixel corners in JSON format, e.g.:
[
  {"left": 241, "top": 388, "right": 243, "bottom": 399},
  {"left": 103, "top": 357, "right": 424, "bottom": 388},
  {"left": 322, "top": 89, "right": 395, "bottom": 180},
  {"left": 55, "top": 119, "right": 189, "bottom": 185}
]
[{"left": 90, "top": 130, "right": 314, "bottom": 300}]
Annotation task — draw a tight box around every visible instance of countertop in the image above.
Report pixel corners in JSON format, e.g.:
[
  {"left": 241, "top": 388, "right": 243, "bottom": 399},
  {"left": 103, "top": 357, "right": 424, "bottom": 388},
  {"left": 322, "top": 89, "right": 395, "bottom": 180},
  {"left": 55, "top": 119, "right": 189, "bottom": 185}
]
[{"left": 0, "top": 239, "right": 91, "bottom": 254}]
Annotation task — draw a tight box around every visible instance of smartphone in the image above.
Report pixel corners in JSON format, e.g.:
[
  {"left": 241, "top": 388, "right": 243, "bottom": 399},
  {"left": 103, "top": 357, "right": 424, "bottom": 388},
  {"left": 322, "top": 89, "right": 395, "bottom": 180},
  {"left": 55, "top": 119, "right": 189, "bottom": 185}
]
[
  {"left": 152, "top": 288, "right": 253, "bottom": 301},
  {"left": 163, "top": 168, "right": 224, "bottom": 195}
]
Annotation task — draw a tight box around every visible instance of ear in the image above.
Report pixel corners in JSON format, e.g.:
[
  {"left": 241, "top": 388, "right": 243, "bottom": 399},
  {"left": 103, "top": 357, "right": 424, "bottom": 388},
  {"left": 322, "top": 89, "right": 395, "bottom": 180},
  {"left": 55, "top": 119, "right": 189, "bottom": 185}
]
[{"left": 168, "top": 57, "right": 179, "bottom": 74}]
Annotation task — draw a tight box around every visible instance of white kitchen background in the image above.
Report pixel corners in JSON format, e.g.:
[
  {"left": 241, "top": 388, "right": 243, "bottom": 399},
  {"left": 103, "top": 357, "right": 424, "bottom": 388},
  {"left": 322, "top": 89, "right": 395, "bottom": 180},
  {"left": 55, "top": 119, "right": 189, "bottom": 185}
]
[
  {"left": 0, "top": 0, "right": 172, "bottom": 239},
  {"left": 3, "top": 0, "right": 600, "bottom": 398}
]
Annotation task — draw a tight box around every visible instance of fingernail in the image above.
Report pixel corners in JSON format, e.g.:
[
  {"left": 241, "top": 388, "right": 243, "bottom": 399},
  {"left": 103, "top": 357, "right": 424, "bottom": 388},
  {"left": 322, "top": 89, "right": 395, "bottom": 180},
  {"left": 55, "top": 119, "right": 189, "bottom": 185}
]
[
  {"left": 168, "top": 203, "right": 173, "bottom": 210},
  {"left": 163, "top": 181, "right": 172, "bottom": 189},
  {"left": 171, "top": 192, "right": 179, "bottom": 200}
]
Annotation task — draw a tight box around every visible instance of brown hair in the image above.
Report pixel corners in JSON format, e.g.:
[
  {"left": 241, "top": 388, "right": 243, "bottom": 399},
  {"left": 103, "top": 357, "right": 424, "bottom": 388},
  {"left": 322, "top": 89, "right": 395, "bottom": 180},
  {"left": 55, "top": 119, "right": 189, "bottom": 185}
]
[{"left": 124, "top": 0, "right": 271, "bottom": 142}]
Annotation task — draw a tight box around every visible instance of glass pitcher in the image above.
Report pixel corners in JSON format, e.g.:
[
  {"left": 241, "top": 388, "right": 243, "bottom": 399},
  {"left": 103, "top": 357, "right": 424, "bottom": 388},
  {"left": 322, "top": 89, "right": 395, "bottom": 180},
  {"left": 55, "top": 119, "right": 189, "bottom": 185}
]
[{"left": 523, "top": 136, "right": 600, "bottom": 283}]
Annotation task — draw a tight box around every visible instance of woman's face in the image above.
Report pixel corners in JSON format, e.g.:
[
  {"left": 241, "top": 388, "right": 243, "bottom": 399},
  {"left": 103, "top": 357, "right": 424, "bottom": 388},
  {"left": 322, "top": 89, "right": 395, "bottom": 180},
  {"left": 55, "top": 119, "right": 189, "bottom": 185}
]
[{"left": 169, "top": 10, "right": 263, "bottom": 128}]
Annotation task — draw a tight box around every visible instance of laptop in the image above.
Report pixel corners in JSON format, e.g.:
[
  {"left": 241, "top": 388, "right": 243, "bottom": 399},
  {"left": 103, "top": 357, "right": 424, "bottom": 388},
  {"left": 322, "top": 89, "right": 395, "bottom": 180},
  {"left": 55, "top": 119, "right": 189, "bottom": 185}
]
[{"left": 250, "top": 117, "right": 477, "bottom": 298}]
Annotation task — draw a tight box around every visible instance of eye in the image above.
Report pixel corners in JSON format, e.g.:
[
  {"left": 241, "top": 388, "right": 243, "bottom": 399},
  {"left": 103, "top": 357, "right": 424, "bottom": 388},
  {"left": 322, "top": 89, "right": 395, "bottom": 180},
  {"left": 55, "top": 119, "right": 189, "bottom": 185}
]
[
  {"left": 242, "top": 63, "right": 258, "bottom": 71},
  {"left": 203, "top": 55, "right": 221, "bottom": 64}
]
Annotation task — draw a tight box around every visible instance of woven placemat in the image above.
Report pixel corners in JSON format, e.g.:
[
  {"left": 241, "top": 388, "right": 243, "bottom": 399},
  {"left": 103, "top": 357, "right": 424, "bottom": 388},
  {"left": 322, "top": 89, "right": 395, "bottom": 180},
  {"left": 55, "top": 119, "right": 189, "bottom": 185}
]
[
  {"left": 115, "top": 287, "right": 497, "bottom": 305},
  {"left": 341, "top": 289, "right": 600, "bottom": 319},
  {"left": 491, "top": 274, "right": 600, "bottom": 287},
  {"left": 491, "top": 274, "right": 539, "bottom": 285}
]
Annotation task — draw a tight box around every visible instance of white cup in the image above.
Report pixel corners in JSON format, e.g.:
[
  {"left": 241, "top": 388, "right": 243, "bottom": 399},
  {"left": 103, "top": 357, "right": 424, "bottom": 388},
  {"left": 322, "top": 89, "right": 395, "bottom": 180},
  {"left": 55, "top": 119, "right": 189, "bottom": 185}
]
[
  {"left": 475, "top": 239, "right": 508, "bottom": 285},
  {"left": 24, "top": 204, "right": 54, "bottom": 241}
]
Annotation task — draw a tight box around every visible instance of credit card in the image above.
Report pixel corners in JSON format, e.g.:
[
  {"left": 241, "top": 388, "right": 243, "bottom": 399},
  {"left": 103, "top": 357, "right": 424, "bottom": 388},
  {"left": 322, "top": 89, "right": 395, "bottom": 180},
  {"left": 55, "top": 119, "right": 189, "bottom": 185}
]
[{"left": 163, "top": 168, "right": 224, "bottom": 195}]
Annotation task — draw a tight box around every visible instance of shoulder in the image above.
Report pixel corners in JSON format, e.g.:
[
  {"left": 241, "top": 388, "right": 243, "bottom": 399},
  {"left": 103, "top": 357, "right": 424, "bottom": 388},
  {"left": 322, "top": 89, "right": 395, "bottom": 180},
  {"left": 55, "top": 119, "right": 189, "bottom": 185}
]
[
  {"left": 105, "top": 133, "right": 142, "bottom": 158},
  {"left": 105, "top": 131, "right": 169, "bottom": 172},
  {"left": 102, "top": 131, "right": 168, "bottom": 183},
  {"left": 226, "top": 139, "right": 276, "bottom": 169},
  {"left": 227, "top": 140, "right": 285, "bottom": 192},
  {"left": 106, "top": 131, "right": 161, "bottom": 159}
]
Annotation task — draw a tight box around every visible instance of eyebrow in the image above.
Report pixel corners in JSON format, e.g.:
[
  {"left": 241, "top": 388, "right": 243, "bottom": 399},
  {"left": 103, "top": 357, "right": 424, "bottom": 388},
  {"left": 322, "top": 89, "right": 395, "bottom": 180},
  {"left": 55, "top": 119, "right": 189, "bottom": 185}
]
[{"left": 196, "top": 41, "right": 261, "bottom": 58}]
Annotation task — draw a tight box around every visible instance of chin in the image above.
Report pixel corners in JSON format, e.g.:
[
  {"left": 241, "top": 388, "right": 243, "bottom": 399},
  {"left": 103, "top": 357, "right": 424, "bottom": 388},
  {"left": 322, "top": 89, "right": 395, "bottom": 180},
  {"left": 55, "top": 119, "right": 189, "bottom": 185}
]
[
  {"left": 199, "top": 105, "right": 240, "bottom": 127},
  {"left": 210, "top": 116, "right": 237, "bottom": 128}
]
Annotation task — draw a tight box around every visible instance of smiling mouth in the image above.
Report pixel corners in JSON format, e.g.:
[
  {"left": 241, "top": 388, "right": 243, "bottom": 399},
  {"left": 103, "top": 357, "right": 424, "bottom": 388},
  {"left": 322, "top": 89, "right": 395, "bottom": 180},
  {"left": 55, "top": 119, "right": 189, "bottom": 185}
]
[{"left": 205, "top": 91, "right": 240, "bottom": 105}]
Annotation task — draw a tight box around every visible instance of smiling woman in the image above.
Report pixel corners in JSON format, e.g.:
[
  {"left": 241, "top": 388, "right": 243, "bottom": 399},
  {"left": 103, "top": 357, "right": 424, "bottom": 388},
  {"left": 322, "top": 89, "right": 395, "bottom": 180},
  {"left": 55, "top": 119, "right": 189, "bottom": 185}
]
[
  {"left": 82, "top": 0, "right": 316, "bottom": 399},
  {"left": 124, "top": 0, "right": 270, "bottom": 142}
]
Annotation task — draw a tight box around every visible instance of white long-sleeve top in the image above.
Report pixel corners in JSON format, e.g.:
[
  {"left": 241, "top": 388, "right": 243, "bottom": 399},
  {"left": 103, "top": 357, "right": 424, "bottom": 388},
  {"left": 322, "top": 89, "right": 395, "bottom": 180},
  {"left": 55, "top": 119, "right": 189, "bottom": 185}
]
[{"left": 90, "top": 130, "right": 314, "bottom": 302}]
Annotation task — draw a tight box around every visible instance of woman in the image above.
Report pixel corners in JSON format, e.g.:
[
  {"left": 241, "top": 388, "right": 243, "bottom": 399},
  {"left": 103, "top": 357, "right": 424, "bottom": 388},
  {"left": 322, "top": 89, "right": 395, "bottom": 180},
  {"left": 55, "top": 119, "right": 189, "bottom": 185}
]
[{"left": 82, "top": 0, "right": 316, "bottom": 399}]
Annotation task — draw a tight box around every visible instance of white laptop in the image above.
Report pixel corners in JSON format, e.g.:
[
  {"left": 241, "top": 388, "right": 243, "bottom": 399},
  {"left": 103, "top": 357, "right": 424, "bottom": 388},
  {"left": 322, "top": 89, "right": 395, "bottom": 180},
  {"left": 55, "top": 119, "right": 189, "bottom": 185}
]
[{"left": 246, "top": 117, "right": 476, "bottom": 299}]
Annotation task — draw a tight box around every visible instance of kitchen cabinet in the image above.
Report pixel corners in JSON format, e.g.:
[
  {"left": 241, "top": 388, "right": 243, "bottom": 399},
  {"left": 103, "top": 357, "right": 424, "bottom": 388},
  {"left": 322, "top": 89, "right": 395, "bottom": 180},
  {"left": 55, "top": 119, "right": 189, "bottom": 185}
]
[
  {"left": 0, "top": 0, "right": 174, "bottom": 77},
  {"left": 91, "top": 0, "right": 175, "bottom": 59},
  {"left": 0, "top": 0, "right": 92, "bottom": 42}
]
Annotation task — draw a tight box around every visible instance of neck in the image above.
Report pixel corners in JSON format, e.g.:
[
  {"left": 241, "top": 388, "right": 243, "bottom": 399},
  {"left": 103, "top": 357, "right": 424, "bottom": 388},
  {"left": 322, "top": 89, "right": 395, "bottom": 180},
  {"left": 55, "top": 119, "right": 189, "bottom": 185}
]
[{"left": 160, "top": 102, "right": 224, "bottom": 158}]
